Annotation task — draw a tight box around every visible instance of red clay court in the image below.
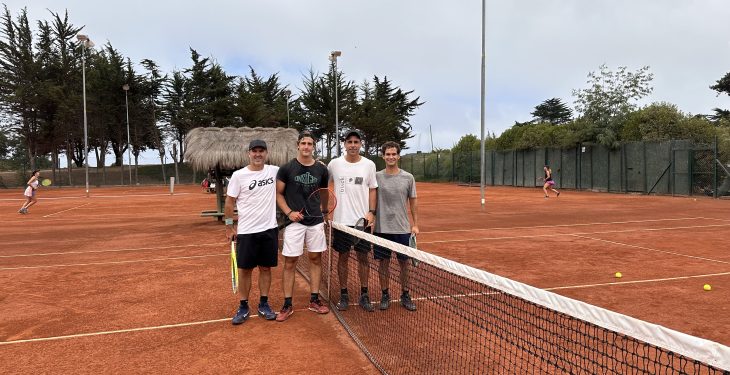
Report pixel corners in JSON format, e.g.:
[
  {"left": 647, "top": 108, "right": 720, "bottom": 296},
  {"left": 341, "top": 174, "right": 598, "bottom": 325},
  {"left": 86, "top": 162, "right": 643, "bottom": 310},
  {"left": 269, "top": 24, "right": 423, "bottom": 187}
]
[{"left": 1, "top": 183, "right": 728, "bottom": 373}]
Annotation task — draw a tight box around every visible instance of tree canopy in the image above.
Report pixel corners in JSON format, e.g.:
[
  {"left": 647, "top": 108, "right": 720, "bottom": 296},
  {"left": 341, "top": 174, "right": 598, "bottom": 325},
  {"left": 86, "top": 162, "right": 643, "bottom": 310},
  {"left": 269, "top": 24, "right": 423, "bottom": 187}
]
[
  {"left": 0, "top": 6, "right": 423, "bottom": 172},
  {"left": 531, "top": 98, "right": 572, "bottom": 125}
]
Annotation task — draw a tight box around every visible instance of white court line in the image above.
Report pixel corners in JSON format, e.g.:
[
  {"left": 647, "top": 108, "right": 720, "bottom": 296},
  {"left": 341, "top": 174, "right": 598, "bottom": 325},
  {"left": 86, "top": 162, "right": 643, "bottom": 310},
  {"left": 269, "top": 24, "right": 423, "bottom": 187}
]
[
  {"left": 383, "top": 272, "right": 730, "bottom": 301},
  {"left": 0, "top": 192, "right": 192, "bottom": 202},
  {"left": 698, "top": 216, "right": 730, "bottom": 223},
  {"left": 84, "top": 193, "right": 192, "bottom": 198},
  {"left": 0, "top": 242, "right": 227, "bottom": 258},
  {"left": 572, "top": 234, "right": 730, "bottom": 265},
  {"left": 545, "top": 271, "right": 730, "bottom": 291},
  {"left": 0, "top": 307, "right": 310, "bottom": 346},
  {"left": 0, "top": 212, "right": 206, "bottom": 222},
  {"left": 43, "top": 202, "right": 93, "bottom": 218},
  {"left": 0, "top": 318, "right": 229, "bottom": 346},
  {"left": 419, "top": 223, "right": 730, "bottom": 244},
  {"left": 421, "top": 217, "right": 710, "bottom": 234},
  {"left": 0, "top": 253, "right": 225, "bottom": 271}
]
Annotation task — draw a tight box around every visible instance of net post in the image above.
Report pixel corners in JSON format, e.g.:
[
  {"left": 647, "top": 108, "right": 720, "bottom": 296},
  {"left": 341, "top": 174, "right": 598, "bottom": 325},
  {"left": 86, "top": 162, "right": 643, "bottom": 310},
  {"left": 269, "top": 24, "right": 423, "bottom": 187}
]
[{"left": 170, "top": 176, "right": 175, "bottom": 195}]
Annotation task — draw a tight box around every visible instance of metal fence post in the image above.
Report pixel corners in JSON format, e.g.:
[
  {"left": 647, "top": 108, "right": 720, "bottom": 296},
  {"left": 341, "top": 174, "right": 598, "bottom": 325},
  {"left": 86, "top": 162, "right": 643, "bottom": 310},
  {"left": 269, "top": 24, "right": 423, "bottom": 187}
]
[
  {"left": 423, "top": 152, "right": 427, "bottom": 179},
  {"left": 642, "top": 142, "right": 648, "bottom": 193},
  {"left": 621, "top": 143, "right": 629, "bottom": 193},
  {"left": 669, "top": 141, "right": 674, "bottom": 196},
  {"left": 451, "top": 152, "right": 455, "bottom": 182},
  {"left": 411, "top": 154, "right": 414, "bottom": 175},
  {"left": 469, "top": 151, "right": 473, "bottom": 183},
  {"left": 513, "top": 150, "right": 517, "bottom": 186},
  {"left": 688, "top": 149, "right": 693, "bottom": 196},
  {"left": 435, "top": 152, "right": 440, "bottom": 180},
  {"left": 714, "top": 136, "right": 718, "bottom": 198}
]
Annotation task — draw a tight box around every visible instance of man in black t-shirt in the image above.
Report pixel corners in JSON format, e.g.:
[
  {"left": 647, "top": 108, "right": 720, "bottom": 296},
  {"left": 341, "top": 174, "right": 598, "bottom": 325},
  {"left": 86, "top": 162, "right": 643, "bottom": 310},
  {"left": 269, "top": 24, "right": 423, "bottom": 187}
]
[{"left": 275, "top": 131, "right": 331, "bottom": 321}]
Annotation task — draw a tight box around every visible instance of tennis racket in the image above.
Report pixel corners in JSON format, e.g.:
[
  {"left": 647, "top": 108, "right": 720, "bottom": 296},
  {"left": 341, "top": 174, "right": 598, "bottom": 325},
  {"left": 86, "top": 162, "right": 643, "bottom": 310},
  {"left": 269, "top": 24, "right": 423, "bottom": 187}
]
[
  {"left": 278, "top": 188, "right": 337, "bottom": 229},
  {"left": 409, "top": 234, "right": 420, "bottom": 267},
  {"left": 351, "top": 217, "right": 368, "bottom": 246},
  {"left": 230, "top": 241, "right": 239, "bottom": 294},
  {"left": 41, "top": 178, "right": 52, "bottom": 186}
]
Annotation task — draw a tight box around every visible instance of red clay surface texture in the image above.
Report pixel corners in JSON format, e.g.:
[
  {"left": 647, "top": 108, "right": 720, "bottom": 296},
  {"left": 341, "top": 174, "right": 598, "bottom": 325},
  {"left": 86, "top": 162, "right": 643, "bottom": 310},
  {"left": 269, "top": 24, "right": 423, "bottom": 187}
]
[
  {"left": 1, "top": 183, "right": 728, "bottom": 373},
  {"left": 1, "top": 185, "right": 376, "bottom": 374}
]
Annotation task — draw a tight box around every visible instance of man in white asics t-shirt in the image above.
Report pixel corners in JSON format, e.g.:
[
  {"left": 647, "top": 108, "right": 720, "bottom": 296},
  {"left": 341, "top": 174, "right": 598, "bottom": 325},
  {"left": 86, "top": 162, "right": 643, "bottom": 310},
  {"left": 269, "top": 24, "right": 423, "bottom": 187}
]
[
  {"left": 224, "top": 139, "right": 279, "bottom": 325},
  {"left": 328, "top": 130, "right": 378, "bottom": 312}
]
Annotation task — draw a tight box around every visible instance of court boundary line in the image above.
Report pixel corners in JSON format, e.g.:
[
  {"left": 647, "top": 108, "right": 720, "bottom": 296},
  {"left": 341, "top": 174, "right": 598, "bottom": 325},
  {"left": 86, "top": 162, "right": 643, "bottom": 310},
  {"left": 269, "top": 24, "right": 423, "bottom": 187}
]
[
  {"left": 698, "top": 216, "right": 730, "bottom": 223},
  {"left": 0, "top": 307, "right": 311, "bottom": 346},
  {"left": 545, "top": 271, "right": 730, "bottom": 291},
  {"left": 381, "top": 270, "right": 730, "bottom": 299},
  {"left": 0, "top": 253, "right": 225, "bottom": 271},
  {"left": 43, "top": 202, "right": 93, "bottom": 218},
  {"left": 421, "top": 216, "right": 711, "bottom": 234},
  {"left": 420, "top": 223, "right": 730, "bottom": 244},
  {"left": 0, "top": 242, "right": 228, "bottom": 259},
  {"left": 0, "top": 212, "right": 208, "bottom": 222},
  {"left": 571, "top": 234, "right": 730, "bottom": 265},
  {"left": 0, "top": 192, "right": 192, "bottom": 202}
]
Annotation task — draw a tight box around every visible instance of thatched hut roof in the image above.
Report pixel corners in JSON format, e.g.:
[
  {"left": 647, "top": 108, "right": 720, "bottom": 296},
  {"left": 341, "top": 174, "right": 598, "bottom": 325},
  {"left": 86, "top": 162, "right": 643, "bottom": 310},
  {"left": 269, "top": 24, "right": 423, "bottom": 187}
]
[{"left": 184, "top": 127, "right": 298, "bottom": 172}]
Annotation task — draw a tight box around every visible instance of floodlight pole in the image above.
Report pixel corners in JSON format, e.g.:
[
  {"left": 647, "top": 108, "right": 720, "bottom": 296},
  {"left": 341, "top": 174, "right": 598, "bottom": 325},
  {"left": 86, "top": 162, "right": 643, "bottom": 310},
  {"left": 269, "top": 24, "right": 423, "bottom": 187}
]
[
  {"left": 77, "top": 34, "right": 94, "bottom": 197},
  {"left": 123, "top": 84, "right": 132, "bottom": 184},
  {"left": 330, "top": 50, "right": 341, "bottom": 157},
  {"left": 479, "top": 0, "right": 487, "bottom": 208}
]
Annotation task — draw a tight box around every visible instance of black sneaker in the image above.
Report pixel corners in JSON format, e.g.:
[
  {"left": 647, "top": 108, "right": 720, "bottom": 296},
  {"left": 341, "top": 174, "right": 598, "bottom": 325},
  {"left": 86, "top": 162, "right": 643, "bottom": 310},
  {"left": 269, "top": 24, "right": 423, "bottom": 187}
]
[
  {"left": 232, "top": 304, "right": 250, "bottom": 325},
  {"left": 257, "top": 302, "right": 276, "bottom": 320},
  {"left": 336, "top": 294, "right": 349, "bottom": 311},
  {"left": 359, "top": 293, "right": 375, "bottom": 312},
  {"left": 401, "top": 293, "right": 416, "bottom": 311},
  {"left": 379, "top": 293, "right": 390, "bottom": 310}
]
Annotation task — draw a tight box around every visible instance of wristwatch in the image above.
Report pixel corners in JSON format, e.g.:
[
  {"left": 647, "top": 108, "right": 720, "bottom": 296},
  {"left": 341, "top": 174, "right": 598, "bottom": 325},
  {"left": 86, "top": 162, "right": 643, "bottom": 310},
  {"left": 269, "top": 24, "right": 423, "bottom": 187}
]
[
  {"left": 369, "top": 209, "right": 376, "bottom": 214},
  {"left": 225, "top": 218, "right": 234, "bottom": 226}
]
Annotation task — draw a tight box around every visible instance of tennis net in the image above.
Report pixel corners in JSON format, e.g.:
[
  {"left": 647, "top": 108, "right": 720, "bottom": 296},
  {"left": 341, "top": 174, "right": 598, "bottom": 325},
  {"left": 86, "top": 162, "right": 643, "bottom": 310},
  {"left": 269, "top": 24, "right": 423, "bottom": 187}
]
[{"left": 295, "top": 222, "right": 730, "bottom": 374}]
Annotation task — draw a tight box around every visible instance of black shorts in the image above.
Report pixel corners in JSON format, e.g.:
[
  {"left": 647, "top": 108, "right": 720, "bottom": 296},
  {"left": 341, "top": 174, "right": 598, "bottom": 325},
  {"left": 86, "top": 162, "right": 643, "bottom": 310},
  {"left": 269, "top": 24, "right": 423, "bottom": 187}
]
[
  {"left": 373, "top": 233, "right": 410, "bottom": 261},
  {"left": 332, "top": 223, "right": 372, "bottom": 254},
  {"left": 236, "top": 227, "right": 279, "bottom": 269}
]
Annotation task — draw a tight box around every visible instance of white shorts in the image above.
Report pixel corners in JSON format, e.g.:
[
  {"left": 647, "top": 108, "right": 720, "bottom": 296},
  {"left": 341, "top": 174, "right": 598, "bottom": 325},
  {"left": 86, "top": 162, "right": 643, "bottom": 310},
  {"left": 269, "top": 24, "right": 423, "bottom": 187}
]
[{"left": 282, "top": 222, "right": 327, "bottom": 257}]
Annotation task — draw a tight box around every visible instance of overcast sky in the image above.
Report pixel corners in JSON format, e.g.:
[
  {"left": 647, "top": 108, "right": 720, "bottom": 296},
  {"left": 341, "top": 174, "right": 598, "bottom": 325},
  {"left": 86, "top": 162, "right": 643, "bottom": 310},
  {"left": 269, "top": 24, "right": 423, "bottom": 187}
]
[{"left": 5, "top": 0, "right": 730, "bottom": 163}]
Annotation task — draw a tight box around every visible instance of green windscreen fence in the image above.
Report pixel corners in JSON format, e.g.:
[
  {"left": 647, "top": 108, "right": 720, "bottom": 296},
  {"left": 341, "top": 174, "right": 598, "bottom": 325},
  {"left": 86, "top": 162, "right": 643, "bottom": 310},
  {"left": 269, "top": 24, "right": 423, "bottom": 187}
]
[{"left": 398, "top": 139, "right": 726, "bottom": 198}]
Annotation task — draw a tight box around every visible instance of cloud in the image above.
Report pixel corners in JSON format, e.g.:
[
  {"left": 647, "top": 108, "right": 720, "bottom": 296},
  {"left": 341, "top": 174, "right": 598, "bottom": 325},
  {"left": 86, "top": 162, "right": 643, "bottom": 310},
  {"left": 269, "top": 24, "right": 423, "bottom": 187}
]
[{"left": 6, "top": 0, "right": 730, "bottom": 163}]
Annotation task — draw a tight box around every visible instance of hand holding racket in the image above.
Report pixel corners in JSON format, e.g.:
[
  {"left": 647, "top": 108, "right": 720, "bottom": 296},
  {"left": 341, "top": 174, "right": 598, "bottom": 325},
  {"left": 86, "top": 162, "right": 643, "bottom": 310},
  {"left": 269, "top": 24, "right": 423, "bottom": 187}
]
[
  {"left": 352, "top": 217, "right": 368, "bottom": 246},
  {"left": 225, "top": 222, "right": 237, "bottom": 242},
  {"left": 409, "top": 233, "right": 420, "bottom": 267},
  {"left": 230, "top": 241, "right": 239, "bottom": 294},
  {"left": 279, "top": 188, "right": 337, "bottom": 229}
]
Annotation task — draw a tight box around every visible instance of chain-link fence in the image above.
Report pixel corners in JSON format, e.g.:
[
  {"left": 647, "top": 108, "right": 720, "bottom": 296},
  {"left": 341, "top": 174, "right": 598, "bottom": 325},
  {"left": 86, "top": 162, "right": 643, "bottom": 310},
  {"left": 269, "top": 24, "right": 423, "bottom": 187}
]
[
  {"left": 397, "top": 139, "right": 729, "bottom": 198},
  {"left": 0, "top": 163, "right": 196, "bottom": 188},
  {"left": 4, "top": 140, "right": 728, "bottom": 199}
]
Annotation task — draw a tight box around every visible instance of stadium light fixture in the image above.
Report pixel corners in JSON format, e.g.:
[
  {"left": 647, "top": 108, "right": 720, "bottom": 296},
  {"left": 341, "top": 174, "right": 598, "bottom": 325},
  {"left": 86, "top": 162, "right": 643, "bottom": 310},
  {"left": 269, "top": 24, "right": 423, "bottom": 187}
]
[
  {"left": 329, "top": 50, "right": 342, "bottom": 156},
  {"left": 77, "top": 34, "right": 94, "bottom": 197},
  {"left": 123, "top": 84, "right": 132, "bottom": 184}
]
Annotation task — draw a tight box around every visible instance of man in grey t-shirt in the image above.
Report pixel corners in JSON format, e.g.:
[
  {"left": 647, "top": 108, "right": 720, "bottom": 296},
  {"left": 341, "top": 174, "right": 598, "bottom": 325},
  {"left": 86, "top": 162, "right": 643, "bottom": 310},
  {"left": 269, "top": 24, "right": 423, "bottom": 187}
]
[{"left": 373, "top": 141, "right": 419, "bottom": 311}]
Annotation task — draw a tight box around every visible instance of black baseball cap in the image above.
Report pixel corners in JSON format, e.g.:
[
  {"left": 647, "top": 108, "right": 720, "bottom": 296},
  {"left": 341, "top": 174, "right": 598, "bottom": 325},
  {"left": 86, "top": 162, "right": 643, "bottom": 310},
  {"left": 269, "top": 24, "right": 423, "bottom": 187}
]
[
  {"left": 344, "top": 130, "right": 362, "bottom": 140},
  {"left": 248, "top": 139, "right": 267, "bottom": 150}
]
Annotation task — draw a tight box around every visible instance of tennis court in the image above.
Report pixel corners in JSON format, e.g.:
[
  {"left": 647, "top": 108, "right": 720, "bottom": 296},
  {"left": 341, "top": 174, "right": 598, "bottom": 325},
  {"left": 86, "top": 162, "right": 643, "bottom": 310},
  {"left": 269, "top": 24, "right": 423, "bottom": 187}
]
[{"left": 1, "top": 183, "right": 728, "bottom": 373}]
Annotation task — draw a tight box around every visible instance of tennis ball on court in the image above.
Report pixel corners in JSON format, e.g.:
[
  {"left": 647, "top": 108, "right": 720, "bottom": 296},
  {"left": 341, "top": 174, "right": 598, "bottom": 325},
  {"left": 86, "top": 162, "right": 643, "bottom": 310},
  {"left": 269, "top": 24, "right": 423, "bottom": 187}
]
[
  {"left": 614, "top": 272, "right": 622, "bottom": 278},
  {"left": 703, "top": 284, "right": 712, "bottom": 291}
]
